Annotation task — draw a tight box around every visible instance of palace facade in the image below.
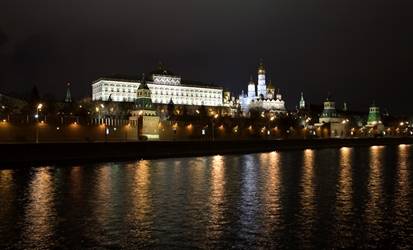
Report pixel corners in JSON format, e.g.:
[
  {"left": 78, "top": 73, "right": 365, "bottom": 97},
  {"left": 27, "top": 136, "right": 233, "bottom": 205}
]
[{"left": 92, "top": 63, "right": 223, "bottom": 107}]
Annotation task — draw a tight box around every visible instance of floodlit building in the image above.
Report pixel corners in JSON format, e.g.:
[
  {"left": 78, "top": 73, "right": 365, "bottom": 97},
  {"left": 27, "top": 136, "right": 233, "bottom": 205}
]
[
  {"left": 239, "top": 60, "right": 286, "bottom": 115},
  {"left": 319, "top": 92, "right": 340, "bottom": 123},
  {"left": 365, "top": 100, "right": 384, "bottom": 136},
  {"left": 129, "top": 75, "right": 160, "bottom": 141},
  {"left": 315, "top": 92, "right": 346, "bottom": 138},
  {"left": 92, "top": 62, "right": 223, "bottom": 107}
]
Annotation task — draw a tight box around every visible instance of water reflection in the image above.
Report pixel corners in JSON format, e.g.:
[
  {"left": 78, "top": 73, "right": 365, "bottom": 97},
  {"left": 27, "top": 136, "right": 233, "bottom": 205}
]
[
  {"left": 333, "top": 147, "right": 354, "bottom": 247},
  {"left": 392, "top": 145, "right": 413, "bottom": 245},
  {"left": 128, "top": 160, "right": 153, "bottom": 247},
  {"left": 238, "top": 154, "right": 260, "bottom": 243},
  {"left": 260, "top": 151, "right": 283, "bottom": 242},
  {"left": 22, "top": 167, "right": 57, "bottom": 248},
  {"left": 297, "top": 149, "right": 316, "bottom": 247},
  {"left": 207, "top": 155, "right": 227, "bottom": 242},
  {"left": 2, "top": 145, "right": 413, "bottom": 249},
  {"left": 365, "top": 146, "right": 386, "bottom": 243},
  {"left": 0, "top": 169, "right": 14, "bottom": 222}
]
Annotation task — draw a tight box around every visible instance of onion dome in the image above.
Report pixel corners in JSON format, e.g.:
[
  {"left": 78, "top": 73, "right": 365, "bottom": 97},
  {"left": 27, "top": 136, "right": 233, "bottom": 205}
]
[
  {"left": 266, "top": 79, "right": 275, "bottom": 91},
  {"left": 248, "top": 75, "right": 255, "bottom": 85},
  {"left": 258, "top": 59, "right": 265, "bottom": 74}
]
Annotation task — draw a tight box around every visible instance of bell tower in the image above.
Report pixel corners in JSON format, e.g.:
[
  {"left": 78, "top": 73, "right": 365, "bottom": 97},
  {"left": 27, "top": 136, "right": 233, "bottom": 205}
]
[{"left": 257, "top": 59, "right": 266, "bottom": 99}]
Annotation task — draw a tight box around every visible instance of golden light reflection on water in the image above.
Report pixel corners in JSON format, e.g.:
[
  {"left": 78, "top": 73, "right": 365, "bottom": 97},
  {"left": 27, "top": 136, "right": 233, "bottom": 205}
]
[
  {"left": 260, "top": 151, "right": 282, "bottom": 238},
  {"left": 207, "top": 155, "right": 227, "bottom": 240},
  {"left": 129, "top": 160, "right": 153, "bottom": 240},
  {"left": 366, "top": 146, "right": 385, "bottom": 230},
  {"left": 0, "top": 170, "right": 14, "bottom": 221},
  {"left": 92, "top": 165, "right": 115, "bottom": 231},
  {"left": 298, "top": 149, "right": 316, "bottom": 246},
  {"left": 23, "top": 167, "right": 57, "bottom": 247},
  {"left": 394, "top": 145, "right": 411, "bottom": 227},
  {"left": 334, "top": 147, "right": 354, "bottom": 242},
  {"left": 69, "top": 166, "right": 82, "bottom": 200}
]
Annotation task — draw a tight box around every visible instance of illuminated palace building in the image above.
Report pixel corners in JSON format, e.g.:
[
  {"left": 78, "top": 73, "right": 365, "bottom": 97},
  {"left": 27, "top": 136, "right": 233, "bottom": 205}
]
[{"left": 92, "top": 62, "right": 223, "bottom": 107}]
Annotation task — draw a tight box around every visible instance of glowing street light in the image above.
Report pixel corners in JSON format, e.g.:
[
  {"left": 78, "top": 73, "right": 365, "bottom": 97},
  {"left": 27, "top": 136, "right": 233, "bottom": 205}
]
[
  {"left": 36, "top": 104, "right": 42, "bottom": 143},
  {"left": 212, "top": 114, "right": 218, "bottom": 141}
]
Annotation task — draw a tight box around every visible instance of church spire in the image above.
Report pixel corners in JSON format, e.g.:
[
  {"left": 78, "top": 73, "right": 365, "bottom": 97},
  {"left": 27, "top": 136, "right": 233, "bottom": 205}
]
[
  {"left": 299, "top": 92, "right": 305, "bottom": 109},
  {"left": 65, "top": 83, "right": 72, "bottom": 102}
]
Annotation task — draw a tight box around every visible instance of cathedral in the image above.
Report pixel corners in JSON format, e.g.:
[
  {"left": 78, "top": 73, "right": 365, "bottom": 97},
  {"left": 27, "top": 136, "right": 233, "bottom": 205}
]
[{"left": 238, "top": 60, "right": 286, "bottom": 116}]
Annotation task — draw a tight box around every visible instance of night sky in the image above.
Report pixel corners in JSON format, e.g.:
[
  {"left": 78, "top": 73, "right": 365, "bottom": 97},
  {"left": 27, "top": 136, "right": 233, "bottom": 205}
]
[{"left": 1, "top": 1, "right": 412, "bottom": 114}]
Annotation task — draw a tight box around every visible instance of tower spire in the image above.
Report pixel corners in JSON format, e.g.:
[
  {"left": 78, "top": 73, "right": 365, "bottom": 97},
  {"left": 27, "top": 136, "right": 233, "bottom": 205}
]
[{"left": 65, "top": 83, "right": 72, "bottom": 102}]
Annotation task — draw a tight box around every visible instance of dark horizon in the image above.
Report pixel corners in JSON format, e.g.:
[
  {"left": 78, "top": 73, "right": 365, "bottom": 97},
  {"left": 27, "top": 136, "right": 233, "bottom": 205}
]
[{"left": 1, "top": 1, "right": 412, "bottom": 115}]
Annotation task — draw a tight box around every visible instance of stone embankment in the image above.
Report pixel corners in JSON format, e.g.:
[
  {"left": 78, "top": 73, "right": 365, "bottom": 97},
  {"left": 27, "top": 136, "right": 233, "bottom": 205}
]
[{"left": 1, "top": 138, "right": 412, "bottom": 168}]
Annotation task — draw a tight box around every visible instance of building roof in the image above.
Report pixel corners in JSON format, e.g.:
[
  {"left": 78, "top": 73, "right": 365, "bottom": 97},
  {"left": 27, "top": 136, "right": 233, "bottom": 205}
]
[
  {"left": 147, "top": 62, "right": 175, "bottom": 76},
  {"left": 94, "top": 74, "right": 221, "bottom": 89}
]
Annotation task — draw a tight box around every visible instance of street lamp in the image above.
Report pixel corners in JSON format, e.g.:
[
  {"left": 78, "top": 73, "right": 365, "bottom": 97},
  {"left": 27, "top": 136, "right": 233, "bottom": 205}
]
[
  {"left": 212, "top": 114, "right": 218, "bottom": 141},
  {"left": 36, "top": 104, "right": 42, "bottom": 143},
  {"left": 196, "top": 109, "right": 203, "bottom": 140}
]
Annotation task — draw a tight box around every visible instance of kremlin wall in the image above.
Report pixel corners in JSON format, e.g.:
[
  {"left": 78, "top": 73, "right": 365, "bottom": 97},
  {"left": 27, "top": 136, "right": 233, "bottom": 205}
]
[{"left": 1, "top": 61, "right": 413, "bottom": 144}]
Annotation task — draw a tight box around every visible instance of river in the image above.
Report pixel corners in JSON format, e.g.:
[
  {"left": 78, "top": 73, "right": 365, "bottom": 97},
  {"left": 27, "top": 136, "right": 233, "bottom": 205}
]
[{"left": 1, "top": 144, "right": 412, "bottom": 249}]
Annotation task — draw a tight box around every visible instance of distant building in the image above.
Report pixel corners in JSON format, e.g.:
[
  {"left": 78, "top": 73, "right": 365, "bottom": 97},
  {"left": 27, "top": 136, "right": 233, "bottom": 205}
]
[
  {"left": 299, "top": 92, "right": 305, "bottom": 109},
  {"left": 129, "top": 75, "right": 160, "bottom": 141},
  {"left": 239, "top": 60, "right": 286, "bottom": 115},
  {"left": 319, "top": 92, "right": 340, "bottom": 123},
  {"left": 365, "top": 100, "right": 384, "bottom": 136},
  {"left": 315, "top": 92, "right": 346, "bottom": 138},
  {"left": 65, "top": 83, "right": 72, "bottom": 102},
  {"left": 92, "top": 62, "right": 223, "bottom": 107},
  {"left": 367, "top": 100, "right": 381, "bottom": 126}
]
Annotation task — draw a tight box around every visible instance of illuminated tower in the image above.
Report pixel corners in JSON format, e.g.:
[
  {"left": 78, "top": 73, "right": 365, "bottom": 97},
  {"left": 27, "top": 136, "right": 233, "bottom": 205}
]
[
  {"left": 319, "top": 92, "right": 340, "bottom": 123},
  {"left": 247, "top": 76, "right": 256, "bottom": 98},
  {"left": 367, "top": 100, "right": 381, "bottom": 126},
  {"left": 299, "top": 92, "right": 305, "bottom": 109},
  {"left": 257, "top": 59, "right": 266, "bottom": 99},
  {"left": 130, "top": 74, "right": 159, "bottom": 141},
  {"left": 266, "top": 79, "right": 275, "bottom": 99},
  {"left": 65, "top": 83, "right": 72, "bottom": 102}
]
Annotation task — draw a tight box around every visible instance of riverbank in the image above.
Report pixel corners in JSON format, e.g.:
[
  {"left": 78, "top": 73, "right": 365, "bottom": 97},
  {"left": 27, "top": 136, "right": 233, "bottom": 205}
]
[{"left": 1, "top": 137, "right": 412, "bottom": 168}]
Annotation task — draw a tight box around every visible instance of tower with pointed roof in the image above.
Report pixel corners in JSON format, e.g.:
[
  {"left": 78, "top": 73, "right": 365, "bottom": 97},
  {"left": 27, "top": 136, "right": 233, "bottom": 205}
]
[
  {"left": 266, "top": 80, "right": 275, "bottom": 99},
  {"left": 319, "top": 92, "right": 340, "bottom": 123},
  {"left": 130, "top": 74, "right": 159, "bottom": 140},
  {"left": 257, "top": 59, "right": 267, "bottom": 99},
  {"left": 65, "top": 83, "right": 72, "bottom": 102},
  {"left": 367, "top": 100, "right": 381, "bottom": 126},
  {"left": 134, "top": 74, "right": 155, "bottom": 112},
  {"left": 299, "top": 92, "right": 305, "bottom": 109},
  {"left": 247, "top": 76, "right": 256, "bottom": 98}
]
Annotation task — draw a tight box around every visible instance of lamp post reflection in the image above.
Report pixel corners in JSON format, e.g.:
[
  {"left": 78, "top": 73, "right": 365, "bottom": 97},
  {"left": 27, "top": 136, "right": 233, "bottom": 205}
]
[{"left": 36, "top": 104, "right": 42, "bottom": 143}]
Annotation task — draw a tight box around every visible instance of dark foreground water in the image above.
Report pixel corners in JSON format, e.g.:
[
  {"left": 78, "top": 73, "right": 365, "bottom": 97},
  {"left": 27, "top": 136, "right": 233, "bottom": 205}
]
[{"left": 1, "top": 144, "right": 413, "bottom": 249}]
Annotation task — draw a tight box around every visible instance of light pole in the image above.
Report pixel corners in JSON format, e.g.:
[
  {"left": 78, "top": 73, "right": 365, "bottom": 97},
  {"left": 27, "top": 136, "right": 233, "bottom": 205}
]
[
  {"left": 212, "top": 114, "right": 218, "bottom": 141},
  {"left": 136, "top": 111, "right": 142, "bottom": 141},
  {"left": 196, "top": 109, "right": 203, "bottom": 140},
  {"left": 36, "top": 104, "right": 42, "bottom": 143}
]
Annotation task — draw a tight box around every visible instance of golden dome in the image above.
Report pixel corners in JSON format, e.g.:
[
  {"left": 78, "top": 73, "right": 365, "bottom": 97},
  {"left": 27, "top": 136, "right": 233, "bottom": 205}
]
[
  {"left": 258, "top": 59, "right": 265, "bottom": 74},
  {"left": 248, "top": 75, "right": 255, "bottom": 85},
  {"left": 267, "top": 79, "right": 275, "bottom": 90}
]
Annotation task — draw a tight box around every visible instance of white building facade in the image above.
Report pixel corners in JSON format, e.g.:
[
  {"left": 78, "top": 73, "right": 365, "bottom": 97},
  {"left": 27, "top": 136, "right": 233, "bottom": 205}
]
[
  {"left": 92, "top": 63, "right": 223, "bottom": 107},
  {"left": 239, "top": 60, "right": 286, "bottom": 115}
]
